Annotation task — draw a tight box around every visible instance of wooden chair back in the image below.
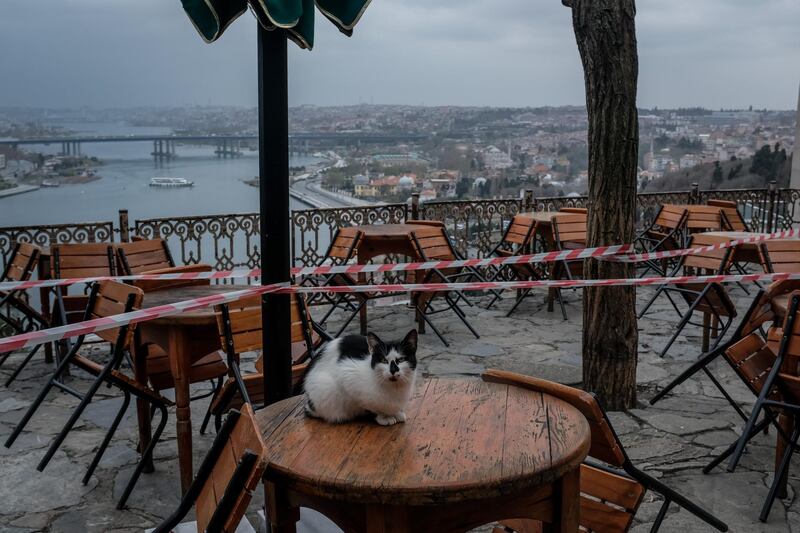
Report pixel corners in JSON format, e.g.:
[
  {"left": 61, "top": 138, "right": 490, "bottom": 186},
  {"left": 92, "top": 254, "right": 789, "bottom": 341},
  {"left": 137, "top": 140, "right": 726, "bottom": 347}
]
[
  {"left": 51, "top": 243, "right": 116, "bottom": 279},
  {"left": 196, "top": 404, "right": 268, "bottom": 533},
  {"left": 116, "top": 239, "right": 174, "bottom": 274},
  {"left": 216, "top": 293, "right": 317, "bottom": 366},
  {"left": 324, "top": 227, "right": 363, "bottom": 262},
  {"left": 482, "top": 370, "right": 645, "bottom": 533},
  {"left": 498, "top": 215, "right": 536, "bottom": 252},
  {"left": 652, "top": 205, "right": 688, "bottom": 231},
  {"left": 558, "top": 207, "right": 587, "bottom": 214},
  {"left": 86, "top": 280, "right": 143, "bottom": 346},
  {"left": 2, "top": 243, "right": 41, "bottom": 283},
  {"left": 682, "top": 234, "right": 732, "bottom": 274},
  {"left": 708, "top": 199, "right": 749, "bottom": 232},
  {"left": 685, "top": 206, "right": 725, "bottom": 232},
  {"left": 551, "top": 212, "right": 587, "bottom": 249},
  {"left": 759, "top": 240, "right": 800, "bottom": 274},
  {"left": 51, "top": 243, "right": 117, "bottom": 324},
  {"left": 411, "top": 225, "right": 459, "bottom": 261}
]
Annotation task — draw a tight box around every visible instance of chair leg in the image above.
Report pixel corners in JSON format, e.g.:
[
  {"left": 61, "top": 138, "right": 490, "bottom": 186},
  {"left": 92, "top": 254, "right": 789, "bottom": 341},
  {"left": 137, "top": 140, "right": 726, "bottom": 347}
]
[
  {"left": 415, "top": 305, "right": 449, "bottom": 347},
  {"left": 334, "top": 299, "right": 367, "bottom": 338},
  {"left": 556, "top": 288, "right": 568, "bottom": 321},
  {"left": 506, "top": 288, "right": 532, "bottom": 317},
  {"left": 759, "top": 423, "right": 800, "bottom": 522},
  {"left": 650, "top": 346, "right": 726, "bottom": 405},
  {"left": 117, "top": 402, "right": 168, "bottom": 510},
  {"left": 200, "top": 376, "right": 223, "bottom": 435},
  {"left": 658, "top": 298, "right": 703, "bottom": 358},
  {"left": 37, "top": 365, "right": 114, "bottom": 472},
  {"left": 446, "top": 296, "right": 480, "bottom": 339},
  {"left": 638, "top": 285, "right": 665, "bottom": 318},
  {"left": 4, "top": 344, "right": 42, "bottom": 387},
  {"left": 703, "top": 415, "right": 772, "bottom": 474},
  {"left": 649, "top": 499, "right": 671, "bottom": 533},
  {"left": 4, "top": 340, "right": 80, "bottom": 448},
  {"left": 83, "top": 390, "right": 130, "bottom": 484}
]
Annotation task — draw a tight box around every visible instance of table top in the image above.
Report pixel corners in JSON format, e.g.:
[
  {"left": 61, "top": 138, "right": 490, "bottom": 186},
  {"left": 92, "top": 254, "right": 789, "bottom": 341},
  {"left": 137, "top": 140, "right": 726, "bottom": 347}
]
[
  {"left": 141, "top": 284, "right": 250, "bottom": 326},
  {"left": 256, "top": 377, "right": 590, "bottom": 505},
  {"left": 517, "top": 211, "right": 570, "bottom": 224},
  {"left": 356, "top": 222, "right": 432, "bottom": 239}
]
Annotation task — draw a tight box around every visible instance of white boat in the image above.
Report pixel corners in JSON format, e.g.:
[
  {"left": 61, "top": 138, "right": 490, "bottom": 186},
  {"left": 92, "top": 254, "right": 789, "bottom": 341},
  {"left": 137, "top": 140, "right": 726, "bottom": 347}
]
[{"left": 150, "top": 177, "right": 194, "bottom": 188}]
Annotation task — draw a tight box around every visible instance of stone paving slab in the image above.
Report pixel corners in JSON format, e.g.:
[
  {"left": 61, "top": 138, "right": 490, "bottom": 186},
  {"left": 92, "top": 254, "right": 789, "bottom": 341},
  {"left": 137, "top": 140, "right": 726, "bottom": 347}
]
[{"left": 0, "top": 285, "right": 798, "bottom": 532}]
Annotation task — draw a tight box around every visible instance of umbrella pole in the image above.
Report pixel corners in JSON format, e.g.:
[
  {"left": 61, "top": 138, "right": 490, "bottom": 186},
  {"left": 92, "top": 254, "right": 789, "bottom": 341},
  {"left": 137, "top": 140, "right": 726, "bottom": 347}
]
[{"left": 258, "top": 25, "right": 292, "bottom": 405}]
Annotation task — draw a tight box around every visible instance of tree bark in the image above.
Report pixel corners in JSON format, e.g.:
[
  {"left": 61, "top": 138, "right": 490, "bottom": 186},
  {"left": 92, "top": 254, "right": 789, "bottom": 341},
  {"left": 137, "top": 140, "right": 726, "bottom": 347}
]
[{"left": 565, "top": 0, "right": 639, "bottom": 410}]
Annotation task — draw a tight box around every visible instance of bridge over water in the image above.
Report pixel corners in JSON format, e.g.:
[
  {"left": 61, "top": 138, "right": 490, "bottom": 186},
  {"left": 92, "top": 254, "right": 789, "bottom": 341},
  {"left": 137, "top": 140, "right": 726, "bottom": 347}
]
[{"left": 0, "top": 132, "right": 428, "bottom": 160}]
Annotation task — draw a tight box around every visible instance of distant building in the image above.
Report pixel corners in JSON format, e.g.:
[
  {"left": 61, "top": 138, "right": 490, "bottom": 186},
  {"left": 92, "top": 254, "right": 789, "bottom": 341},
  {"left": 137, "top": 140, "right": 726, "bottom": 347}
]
[
  {"left": 679, "top": 154, "right": 699, "bottom": 169},
  {"left": 0, "top": 154, "right": 5, "bottom": 170},
  {"left": 419, "top": 188, "right": 437, "bottom": 202},
  {"left": 483, "top": 146, "right": 514, "bottom": 169}
]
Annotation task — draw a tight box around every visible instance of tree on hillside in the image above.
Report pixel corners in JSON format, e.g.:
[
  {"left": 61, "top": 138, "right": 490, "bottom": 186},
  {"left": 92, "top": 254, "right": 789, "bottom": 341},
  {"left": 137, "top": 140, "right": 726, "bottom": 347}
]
[
  {"left": 712, "top": 161, "right": 723, "bottom": 185},
  {"left": 563, "top": 0, "right": 639, "bottom": 410}
]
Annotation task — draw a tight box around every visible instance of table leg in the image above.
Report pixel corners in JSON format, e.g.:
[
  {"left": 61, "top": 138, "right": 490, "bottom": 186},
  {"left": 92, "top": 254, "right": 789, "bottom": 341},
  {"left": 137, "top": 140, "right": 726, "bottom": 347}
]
[
  {"left": 365, "top": 504, "right": 408, "bottom": 533},
  {"left": 548, "top": 467, "right": 580, "bottom": 533},
  {"left": 168, "top": 327, "right": 193, "bottom": 493},
  {"left": 264, "top": 481, "right": 299, "bottom": 533},
  {"left": 701, "top": 312, "right": 711, "bottom": 352}
]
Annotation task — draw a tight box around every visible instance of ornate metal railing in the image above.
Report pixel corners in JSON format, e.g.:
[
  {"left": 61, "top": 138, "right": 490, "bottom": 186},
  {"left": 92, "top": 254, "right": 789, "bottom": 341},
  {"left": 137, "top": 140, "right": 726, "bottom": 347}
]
[
  {"left": 1, "top": 185, "right": 798, "bottom": 275},
  {"left": 0, "top": 221, "right": 115, "bottom": 269}
]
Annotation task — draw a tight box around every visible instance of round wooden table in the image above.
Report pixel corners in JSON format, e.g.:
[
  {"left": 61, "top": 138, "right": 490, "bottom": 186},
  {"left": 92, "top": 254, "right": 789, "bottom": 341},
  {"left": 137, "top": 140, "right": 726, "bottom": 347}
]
[
  {"left": 138, "top": 284, "right": 247, "bottom": 492},
  {"left": 257, "top": 377, "right": 591, "bottom": 533},
  {"left": 353, "top": 222, "right": 431, "bottom": 334}
]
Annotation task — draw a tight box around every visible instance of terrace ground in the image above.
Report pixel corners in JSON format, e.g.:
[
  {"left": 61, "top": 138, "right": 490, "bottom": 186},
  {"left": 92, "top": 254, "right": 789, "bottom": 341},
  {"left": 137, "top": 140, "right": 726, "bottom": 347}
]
[{"left": 1, "top": 284, "right": 798, "bottom": 532}]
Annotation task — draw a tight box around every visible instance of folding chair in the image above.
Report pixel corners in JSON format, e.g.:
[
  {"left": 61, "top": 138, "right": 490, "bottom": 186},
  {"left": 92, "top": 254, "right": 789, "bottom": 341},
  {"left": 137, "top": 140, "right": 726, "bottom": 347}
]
[
  {"left": 119, "top": 238, "right": 227, "bottom": 434},
  {"left": 0, "top": 242, "right": 48, "bottom": 385},
  {"left": 209, "top": 293, "right": 330, "bottom": 428},
  {"left": 703, "top": 293, "right": 800, "bottom": 522},
  {"left": 684, "top": 205, "right": 726, "bottom": 236},
  {"left": 638, "top": 235, "right": 737, "bottom": 360},
  {"left": 634, "top": 205, "right": 688, "bottom": 277},
  {"left": 308, "top": 227, "right": 368, "bottom": 337},
  {"left": 482, "top": 369, "right": 728, "bottom": 533},
  {"left": 709, "top": 199, "right": 750, "bottom": 232},
  {"left": 148, "top": 404, "right": 266, "bottom": 533},
  {"left": 409, "top": 225, "right": 481, "bottom": 346},
  {"left": 485, "top": 214, "right": 538, "bottom": 309},
  {"left": 4, "top": 280, "right": 171, "bottom": 509},
  {"left": 759, "top": 240, "right": 800, "bottom": 275}
]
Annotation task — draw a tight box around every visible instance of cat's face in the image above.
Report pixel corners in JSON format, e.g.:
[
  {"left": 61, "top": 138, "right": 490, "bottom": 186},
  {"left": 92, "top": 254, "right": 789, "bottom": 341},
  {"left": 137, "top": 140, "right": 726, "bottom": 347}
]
[{"left": 367, "top": 330, "right": 418, "bottom": 384}]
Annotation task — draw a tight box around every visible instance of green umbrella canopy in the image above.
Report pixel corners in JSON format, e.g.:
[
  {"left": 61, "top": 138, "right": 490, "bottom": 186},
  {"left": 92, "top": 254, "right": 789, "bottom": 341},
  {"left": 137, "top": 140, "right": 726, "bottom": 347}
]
[{"left": 181, "top": 0, "right": 371, "bottom": 48}]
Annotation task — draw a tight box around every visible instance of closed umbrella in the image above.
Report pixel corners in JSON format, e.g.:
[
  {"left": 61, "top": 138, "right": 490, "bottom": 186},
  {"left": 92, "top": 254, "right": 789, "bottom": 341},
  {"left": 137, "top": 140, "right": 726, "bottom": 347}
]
[{"left": 180, "top": 0, "right": 372, "bottom": 404}]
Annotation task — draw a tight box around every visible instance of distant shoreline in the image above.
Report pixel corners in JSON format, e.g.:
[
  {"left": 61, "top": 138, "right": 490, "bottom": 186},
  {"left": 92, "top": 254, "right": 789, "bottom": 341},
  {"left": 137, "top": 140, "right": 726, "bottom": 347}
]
[{"left": 0, "top": 184, "right": 40, "bottom": 199}]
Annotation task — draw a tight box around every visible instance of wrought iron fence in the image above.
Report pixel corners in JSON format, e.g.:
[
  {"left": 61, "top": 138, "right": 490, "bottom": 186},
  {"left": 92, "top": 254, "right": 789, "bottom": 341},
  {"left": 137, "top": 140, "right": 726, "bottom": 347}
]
[
  {"left": 0, "top": 221, "right": 114, "bottom": 270},
  {"left": 2, "top": 185, "right": 799, "bottom": 275}
]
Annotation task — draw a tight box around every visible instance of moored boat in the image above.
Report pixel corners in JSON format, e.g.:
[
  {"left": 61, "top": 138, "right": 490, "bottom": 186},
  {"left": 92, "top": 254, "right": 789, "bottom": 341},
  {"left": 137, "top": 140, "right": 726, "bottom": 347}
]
[{"left": 150, "top": 177, "right": 194, "bottom": 188}]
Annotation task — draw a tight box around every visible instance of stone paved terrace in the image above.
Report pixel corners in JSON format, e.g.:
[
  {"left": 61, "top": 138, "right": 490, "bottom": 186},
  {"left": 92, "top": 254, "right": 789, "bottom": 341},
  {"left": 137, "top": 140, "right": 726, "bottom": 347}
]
[{"left": 1, "top": 284, "right": 799, "bottom": 532}]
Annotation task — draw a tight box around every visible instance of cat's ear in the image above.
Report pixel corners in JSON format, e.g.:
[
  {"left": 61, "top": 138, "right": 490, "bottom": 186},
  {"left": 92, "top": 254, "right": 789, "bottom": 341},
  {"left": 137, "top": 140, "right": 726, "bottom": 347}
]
[
  {"left": 366, "top": 332, "right": 383, "bottom": 355},
  {"left": 402, "top": 329, "right": 418, "bottom": 354}
]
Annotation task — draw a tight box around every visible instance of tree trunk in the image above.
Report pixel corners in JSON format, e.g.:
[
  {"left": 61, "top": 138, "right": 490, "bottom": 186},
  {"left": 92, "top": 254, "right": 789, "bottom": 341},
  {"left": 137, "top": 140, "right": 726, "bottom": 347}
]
[{"left": 564, "top": 0, "right": 639, "bottom": 410}]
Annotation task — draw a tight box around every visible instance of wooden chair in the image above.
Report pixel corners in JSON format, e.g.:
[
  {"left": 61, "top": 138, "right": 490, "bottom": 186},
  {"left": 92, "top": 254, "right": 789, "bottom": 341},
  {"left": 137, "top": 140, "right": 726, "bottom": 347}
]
[
  {"left": 685, "top": 205, "right": 726, "bottom": 234},
  {"left": 148, "top": 404, "right": 266, "bottom": 533},
  {"left": 309, "top": 227, "right": 368, "bottom": 337},
  {"left": 485, "top": 214, "right": 538, "bottom": 309},
  {"left": 117, "top": 238, "right": 214, "bottom": 292},
  {"left": 0, "top": 242, "right": 48, "bottom": 385},
  {"left": 638, "top": 234, "right": 737, "bottom": 358},
  {"left": 708, "top": 199, "right": 750, "bottom": 232},
  {"left": 4, "top": 281, "right": 172, "bottom": 510},
  {"left": 759, "top": 240, "right": 800, "bottom": 274},
  {"left": 50, "top": 243, "right": 117, "bottom": 327},
  {"left": 209, "top": 293, "right": 330, "bottom": 427},
  {"left": 482, "top": 369, "right": 727, "bottom": 533},
  {"left": 119, "top": 238, "right": 227, "bottom": 434},
  {"left": 635, "top": 205, "right": 688, "bottom": 276},
  {"left": 558, "top": 207, "right": 587, "bottom": 214},
  {"left": 410, "top": 225, "right": 482, "bottom": 346},
  {"left": 704, "top": 292, "right": 800, "bottom": 521}
]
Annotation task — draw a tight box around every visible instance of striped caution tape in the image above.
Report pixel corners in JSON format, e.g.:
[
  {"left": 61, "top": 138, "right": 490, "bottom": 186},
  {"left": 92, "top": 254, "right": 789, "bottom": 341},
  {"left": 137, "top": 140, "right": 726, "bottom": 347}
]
[
  {"left": 0, "top": 227, "right": 796, "bottom": 292},
  {"left": 2, "top": 271, "right": 799, "bottom": 353}
]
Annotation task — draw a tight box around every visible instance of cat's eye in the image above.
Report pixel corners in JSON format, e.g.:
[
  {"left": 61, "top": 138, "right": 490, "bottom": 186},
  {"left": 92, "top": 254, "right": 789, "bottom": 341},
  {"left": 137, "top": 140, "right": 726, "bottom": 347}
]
[
  {"left": 397, "top": 357, "right": 405, "bottom": 363},
  {"left": 380, "top": 357, "right": 388, "bottom": 363}
]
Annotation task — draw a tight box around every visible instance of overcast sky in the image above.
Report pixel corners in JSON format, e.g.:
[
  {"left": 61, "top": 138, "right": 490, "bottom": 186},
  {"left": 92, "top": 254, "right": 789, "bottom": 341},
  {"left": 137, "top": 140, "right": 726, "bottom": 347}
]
[{"left": 1, "top": 0, "right": 798, "bottom": 109}]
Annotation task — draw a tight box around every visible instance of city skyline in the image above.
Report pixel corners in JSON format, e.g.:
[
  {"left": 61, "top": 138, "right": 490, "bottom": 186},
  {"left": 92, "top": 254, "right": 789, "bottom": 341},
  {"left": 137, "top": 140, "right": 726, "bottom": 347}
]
[{"left": 0, "top": 0, "right": 797, "bottom": 110}]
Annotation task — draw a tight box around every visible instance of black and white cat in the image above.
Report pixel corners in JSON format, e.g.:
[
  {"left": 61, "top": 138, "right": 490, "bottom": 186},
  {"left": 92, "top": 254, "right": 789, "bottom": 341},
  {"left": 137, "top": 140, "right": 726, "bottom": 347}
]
[{"left": 303, "top": 330, "right": 418, "bottom": 426}]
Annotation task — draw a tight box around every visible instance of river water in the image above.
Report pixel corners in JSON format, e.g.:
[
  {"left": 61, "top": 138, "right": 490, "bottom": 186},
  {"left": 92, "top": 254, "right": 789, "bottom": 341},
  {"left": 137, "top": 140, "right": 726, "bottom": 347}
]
[{"left": 0, "top": 121, "right": 318, "bottom": 227}]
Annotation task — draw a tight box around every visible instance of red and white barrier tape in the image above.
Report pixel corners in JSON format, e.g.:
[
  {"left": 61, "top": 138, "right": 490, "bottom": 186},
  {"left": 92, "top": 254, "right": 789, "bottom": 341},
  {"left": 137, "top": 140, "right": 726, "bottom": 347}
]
[
  {"left": 0, "top": 244, "right": 636, "bottom": 291},
  {"left": 2, "top": 271, "right": 799, "bottom": 353}
]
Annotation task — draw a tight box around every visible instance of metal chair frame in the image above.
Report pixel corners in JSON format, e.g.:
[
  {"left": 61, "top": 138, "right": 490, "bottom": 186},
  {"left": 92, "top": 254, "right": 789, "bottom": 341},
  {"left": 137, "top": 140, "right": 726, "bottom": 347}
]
[
  {"left": 486, "top": 215, "right": 539, "bottom": 310},
  {"left": 634, "top": 205, "right": 689, "bottom": 277},
  {"left": 4, "top": 282, "right": 170, "bottom": 509}
]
